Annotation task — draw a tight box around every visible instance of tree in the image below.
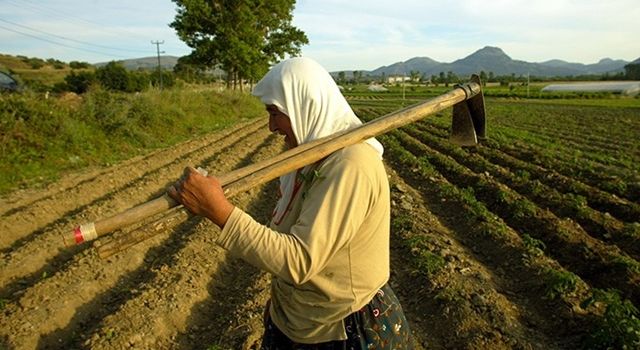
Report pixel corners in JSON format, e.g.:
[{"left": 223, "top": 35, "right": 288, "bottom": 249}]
[
  {"left": 624, "top": 63, "right": 640, "bottom": 80},
  {"left": 409, "top": 70, "right": 420, "bottom": 82},
  {"left": 338, "top": 71, "right": 346, "bottom": 85},
  {"left": 479, "top": 71, "right": 487, "bottom": 86},
  {"left": 445, "top": 71, "right": 459, "bottom": 87},
  {"left": 170, "top": 0, "right": 308, "bottom": 89}
]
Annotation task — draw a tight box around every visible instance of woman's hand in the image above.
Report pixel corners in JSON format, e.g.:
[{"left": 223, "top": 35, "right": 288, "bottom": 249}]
[{"left": 167, "top": 167, "right": 234, "bottom": 228}]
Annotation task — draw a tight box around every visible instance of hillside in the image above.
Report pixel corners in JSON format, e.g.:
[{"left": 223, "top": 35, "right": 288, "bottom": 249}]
[
  {"left": 94, "top": 55, "right": 180, "bottom": 70},
  {"left": 0, "top": 53, "right": 84, "bottom": 86}
]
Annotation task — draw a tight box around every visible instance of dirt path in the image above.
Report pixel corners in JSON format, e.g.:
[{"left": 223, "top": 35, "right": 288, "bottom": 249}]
[{"left": 0, "top": 117, "right": 600, "bottom": 349}]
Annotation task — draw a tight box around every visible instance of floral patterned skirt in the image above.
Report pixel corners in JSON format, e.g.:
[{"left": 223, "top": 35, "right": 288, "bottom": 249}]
[{"left": 260, "top": 283, "right": 414, "bottom": 349}]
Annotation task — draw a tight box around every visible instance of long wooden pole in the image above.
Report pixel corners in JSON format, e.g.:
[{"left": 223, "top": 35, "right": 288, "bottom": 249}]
[{"left": 65, "top": 80, "right": 482, "bottom": 249}]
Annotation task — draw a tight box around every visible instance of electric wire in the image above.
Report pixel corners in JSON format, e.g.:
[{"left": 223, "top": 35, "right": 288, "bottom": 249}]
[
  {"left": 0, "top": 24, "right": 130, "bottom": 59},
  {"left": 1, "top": 0, "right": 188, "bottom": 59},
  {"left": 5, "top": 0, "right": 154, "bottom": 42},
  {"left": 0, "top": 18, "right": 150, "bottom": 54}
]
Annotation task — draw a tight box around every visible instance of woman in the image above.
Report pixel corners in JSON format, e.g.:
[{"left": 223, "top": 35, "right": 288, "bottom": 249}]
[{"left": 169, "top": 57, "right": 413, "bottom": 348}]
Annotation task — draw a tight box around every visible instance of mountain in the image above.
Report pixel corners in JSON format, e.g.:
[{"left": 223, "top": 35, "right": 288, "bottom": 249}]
[
  {"left": 335, "top": 46, "right": 630, "bottom": 78},
  {"left": 370, "top": 57, "right": 440, "bottom": 76},
  {"left": 94, "top": 55, "right": 180, "bottom": 70}
]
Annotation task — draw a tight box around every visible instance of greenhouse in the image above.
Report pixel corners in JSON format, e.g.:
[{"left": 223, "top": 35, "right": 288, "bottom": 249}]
[{"left": 541, "top": 81, "right": 640, "bottom": 96}]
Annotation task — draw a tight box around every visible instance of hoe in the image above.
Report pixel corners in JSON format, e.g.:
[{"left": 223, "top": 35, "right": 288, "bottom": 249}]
[{"left": 64, "top": 74, "right": 486, "bottom": 257}]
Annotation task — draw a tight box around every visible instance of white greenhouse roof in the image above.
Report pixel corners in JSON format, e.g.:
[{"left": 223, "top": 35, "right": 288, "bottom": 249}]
[
  {"left": 367, "top": 84, "right": 388, "bottom": 92},
  {"left": 541, "top": 81, "right": 640, "bottom": 95}
]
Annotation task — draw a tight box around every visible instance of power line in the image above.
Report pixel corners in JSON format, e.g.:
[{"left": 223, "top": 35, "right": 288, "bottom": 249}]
[
  {"left": 0, "top": 18, "right": 150, "bottom": 54},
  {"left": 5, "top": 0, "right": 158, "bottom": 43},
  {"left": 0, "top": 24, "right": 130, "bottom": 59}
]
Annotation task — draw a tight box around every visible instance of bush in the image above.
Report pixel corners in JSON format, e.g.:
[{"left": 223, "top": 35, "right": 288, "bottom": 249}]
[
  {"left": 95, "top": 62, "right": 130, "bottom": 92},
  {"left": 26, "top": 58, "right": 44, "bottom": 69},
  {"left": 65, "top": 71, "right": 96, "bottom": 94},
  {"left": 69, "top": 61, "right": 91, "bottom": 69},
  {"left": 150, "top": 70, "right": 175, "bottom": 88}
]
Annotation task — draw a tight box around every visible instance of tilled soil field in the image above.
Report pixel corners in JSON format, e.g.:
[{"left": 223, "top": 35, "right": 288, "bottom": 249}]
[{"left": 1, "top": 101, "right": 639, "bottom": 349}]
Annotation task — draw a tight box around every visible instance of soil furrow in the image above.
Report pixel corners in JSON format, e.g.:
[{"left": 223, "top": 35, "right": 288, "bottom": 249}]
[
  {"left": 0, "top": 119, "right": 252, "bottom": 216},
  {"left": 0, "top": 124, "right": 275, "bottom": 349},
  {"left": 85, "top": 134, "right": 284, "bottom": 349},
  {"left": 0, "top": 123, "right": 273, "bottom": 299},
  {"left": 394, "top": 130, "right": 640, "bottom": 306},
  {"left": 414, "top": 121, "right": 640, "bottom": 224},
  {"left": 404, "top": 126, "right": 640, "bottom": 259},
  {"left": 383, "top": 136, "right": 592, "bottom": 349},
  {"left": 0, "top": 119, "right": 267, "bottom": 250},
  {"left": 388, "top": 170, "right": 561, "bottom": 349}
]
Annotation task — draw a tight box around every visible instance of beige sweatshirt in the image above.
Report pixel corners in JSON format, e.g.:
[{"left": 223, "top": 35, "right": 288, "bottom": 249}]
[{"left": 217, "top": 142, "right": 390, "bottom": 343}]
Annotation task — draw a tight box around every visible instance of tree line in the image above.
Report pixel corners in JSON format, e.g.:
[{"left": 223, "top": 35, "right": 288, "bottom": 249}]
[{"left": 334, "top": 67, "right": 640, "bottom": 86}]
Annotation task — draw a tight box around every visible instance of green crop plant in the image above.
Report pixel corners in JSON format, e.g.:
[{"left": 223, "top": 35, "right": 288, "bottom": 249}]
[
  {"left": 522, "top": 233, "right": 546, "bottom": 257},
  {"left": 611, "top": 255, "right": 640, "bottom": 275},
  {"left": 622, "top": 223, "right": 640, "bottom": 238},
  {"left": 415, "top": 251, "right": 446, "bottom": 277},
  {"left": 510, "top": 198, "right": 538, "bottom": 220},
  {"left": 581, "top": 289, "right": 640, "bottom": 349},
  {"left": 391, "top": 214, "right": 415, "bottom": 233},
  {"left": 542, "top": 267, "right": 579, "bottom": 299}
]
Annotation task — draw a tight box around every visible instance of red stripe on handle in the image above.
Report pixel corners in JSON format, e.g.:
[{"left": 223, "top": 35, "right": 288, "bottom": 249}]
[{"left": 74, "top": 226, "right": 84, "bottom": 244}]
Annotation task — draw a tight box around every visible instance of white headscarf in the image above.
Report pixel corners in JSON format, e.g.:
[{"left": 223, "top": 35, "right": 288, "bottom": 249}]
[{"left": 252, "top": 57, "right": 384, "bottom": 223}]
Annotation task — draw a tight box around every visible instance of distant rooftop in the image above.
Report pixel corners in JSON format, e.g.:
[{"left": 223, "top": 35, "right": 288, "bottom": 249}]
[{"left": 542, "top": 81, "right": 640, "bottom": 96}]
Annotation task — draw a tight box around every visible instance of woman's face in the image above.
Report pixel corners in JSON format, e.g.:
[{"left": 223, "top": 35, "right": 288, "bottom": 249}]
[{"left": 266, "top": 104, "right": 298, "bottom": 149}]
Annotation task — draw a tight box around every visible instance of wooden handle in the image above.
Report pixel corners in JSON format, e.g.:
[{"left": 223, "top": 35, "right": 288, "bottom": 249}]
[{"left": 69, "top": 80, "right": 481, "bottom": 249}]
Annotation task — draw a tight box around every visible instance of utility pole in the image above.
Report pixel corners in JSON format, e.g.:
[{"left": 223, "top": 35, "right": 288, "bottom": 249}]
[{"left": 151, "top": 40, "right": 165, "bottom": 90}]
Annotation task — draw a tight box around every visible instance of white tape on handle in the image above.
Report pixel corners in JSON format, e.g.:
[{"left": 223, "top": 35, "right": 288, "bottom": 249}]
[
  {"left": 196, "top": 167, "right": 208, "bottom": 176},
  {"left": 73, "top": 222, "right": 97, "bottom": 244}
]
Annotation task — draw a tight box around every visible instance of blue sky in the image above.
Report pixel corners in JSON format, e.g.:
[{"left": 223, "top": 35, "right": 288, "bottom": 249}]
[{"left": 1, "top": 0, "right": 638, "bottom": 72}]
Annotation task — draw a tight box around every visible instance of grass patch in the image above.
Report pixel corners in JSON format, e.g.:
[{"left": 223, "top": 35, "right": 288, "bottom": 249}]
[{"left": 0, "top": 87, "right": 264, "bottom": 194}]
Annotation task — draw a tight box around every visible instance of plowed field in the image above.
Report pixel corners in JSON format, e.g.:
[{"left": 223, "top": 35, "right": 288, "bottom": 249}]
[{"left": 2, "top": 95, "right": 639, "bottom": 349}]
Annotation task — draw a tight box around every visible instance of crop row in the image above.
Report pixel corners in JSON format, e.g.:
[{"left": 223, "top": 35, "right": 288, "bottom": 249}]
[
  {"left": 496, "top": 122, "right": 638, "bottom": 168},
  {"left": 381, "top": 133, "right": 640, "bottom": 349},
  {"left": 423, "top": 116, "right": 639, "bottom": 202},
  {"left": 392, "top": 129, "right": 640, "bottom": 306},
  {"left": 415, "top": 121, "right": 640, "bottom": 225},
  {"left": 497, "top": 119, "right": 638, "bottom": 156},
  {"left": 487, "top": 101, "right": 640, "bottom": 141},
  {"left": 405, "top": 124, "right": 640, "bottom": 259}
]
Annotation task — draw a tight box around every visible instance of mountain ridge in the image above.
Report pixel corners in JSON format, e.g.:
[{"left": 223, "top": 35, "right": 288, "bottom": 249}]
[
  {"left": 342, "top": 46, "right": 633, "bottom": 78},
  {"left": 94, "top": 47, "right": 638, "bottom": 78}
]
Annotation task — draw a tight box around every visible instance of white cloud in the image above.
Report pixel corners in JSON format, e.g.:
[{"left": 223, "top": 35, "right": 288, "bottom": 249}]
[
  {"left": 292, "top": 0, "right": 639, "bottom": 71},
  {"left": 1, "top": 0, "right": 637, "bottom": 68}
]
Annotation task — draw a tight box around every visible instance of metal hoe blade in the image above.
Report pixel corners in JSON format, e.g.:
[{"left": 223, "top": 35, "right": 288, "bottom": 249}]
[{"left": 450, "top": 74, "right": 487, "bottom": 146}]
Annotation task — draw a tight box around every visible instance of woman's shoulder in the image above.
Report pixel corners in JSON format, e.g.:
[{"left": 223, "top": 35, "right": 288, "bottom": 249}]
[
  {"left": 327, "top": 142, "right": 381, "bottom": 164},
  {"left": 318, "top": 142, "right": 384, "bottom": 177}
]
